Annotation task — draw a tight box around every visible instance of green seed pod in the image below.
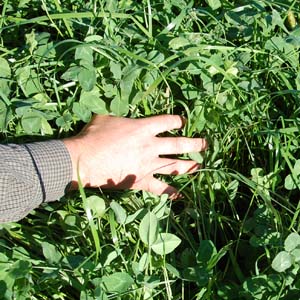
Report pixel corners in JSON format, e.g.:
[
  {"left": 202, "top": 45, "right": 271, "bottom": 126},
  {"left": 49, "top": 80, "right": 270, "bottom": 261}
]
[{"left": 286, "top": 10, "right": 297, "bottom": 30}]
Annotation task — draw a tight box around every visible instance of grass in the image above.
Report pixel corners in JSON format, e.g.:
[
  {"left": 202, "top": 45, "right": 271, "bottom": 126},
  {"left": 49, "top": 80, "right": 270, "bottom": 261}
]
[{"left": 0, "top": 0, "right": 300, "bottom": 299}]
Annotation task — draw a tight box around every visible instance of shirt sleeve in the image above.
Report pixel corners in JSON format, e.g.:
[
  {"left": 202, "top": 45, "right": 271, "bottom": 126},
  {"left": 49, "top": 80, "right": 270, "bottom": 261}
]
[{"left": 0, "top": 140, "right": 72, "bottom": 223}]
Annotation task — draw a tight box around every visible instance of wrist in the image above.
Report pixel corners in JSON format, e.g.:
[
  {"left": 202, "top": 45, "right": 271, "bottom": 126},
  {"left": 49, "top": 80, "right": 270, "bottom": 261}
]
[{"left": 63, "top": 137, "right": 88, "bottom": 189}]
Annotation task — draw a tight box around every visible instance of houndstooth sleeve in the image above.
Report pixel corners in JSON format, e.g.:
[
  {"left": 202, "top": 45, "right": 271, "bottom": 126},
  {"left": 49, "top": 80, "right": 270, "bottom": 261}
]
[{"left": 0, "top": 140, "right": 72, "bottom": 223}]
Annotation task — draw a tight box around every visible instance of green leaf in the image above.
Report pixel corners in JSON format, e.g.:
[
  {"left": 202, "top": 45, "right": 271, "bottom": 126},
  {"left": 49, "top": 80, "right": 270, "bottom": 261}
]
[
  {"left": 102, "top": 272, "right": 134, "bottom": 293},
  {"left": 182, "top": 266, "right": 209, "bottom": 286},
  {"left": 8, "top": 260, "right": 31, "bottom": 279},
  {"left": 271, "top": 9, "right": 286, "bottom": 31},
  {"left": 284, "top": 174, "right": 297, "bottom": 191},
  {"left": 78, "top": 67, "right": 96, "bottom": 92},
  {"left": 103, "top": 250, "right": 120, "bottom": 267},
  {"left": 169, "top": 37, "right": 190, "bottom": 50},
  {"left": 296, "top": 71, "right": 300, "bottom": 91},
  {"left": 182, "top": 84, "right": 199, "bottom": 100},
  {"left": 80, "top": 290, "right": 94, "bottom": 300},
  {"left": 75, "top": 45, "right": 93, "bottom": 65},
  {"left": 41, "top": 118, "right": 53, "bottom": 135},
  {"left": 206, "top": 0, "right": 221, "bottom": 10},
  {"left": 284, "top": 159, "right": 300, "bottom": 190},
  {"left": 61, "top": 66, "right": 81, "bottom": 81},
  {"left": 125, "top": 208, "right": 146, "bottom": 225},
  {"left": 110, "top": 93, "right": 129, "bottom": 116},
  {"left": 16, "top": 67, "right": 42, "bottom": 97},
  {"left": 196, "top": 240, "right": 217, "bottom": 267},
  {"left": 188, "top": 152, "right": 204, "bottom": 164},
  {"left": 294, "top": 160, "right": 300, "bottom": 175},
  {"left": 41, "top": 242, "right": 62, "bottom": 264},
  {"left": 21, "top": 111, "right": 42, "bottom": 133},
  {"left": 80, "top": 87, "right": 107, "bottom": 114},
  {"left": 291, "top": 248, "right": 300, "bottom": 263},
  {"left": 0, "top": 58, "right": 11, "bottom": 78},
  {"left": 25, "top": 29, "right": 38, "bottom": 55},
  {"left": 242, "top": 275, "right": 272, "bottom": 298},
  {"left": 139, "top": 211, "right": 158, "bottom": 246},
  {"left": 0, "top": 101, "right": 12, "bottom": 131},
  {"left": 84, "top": 35, "right": 103, "bottom": 43},
  {"left": 110, "top": 201, "right": 127, "bottom": 225},
  {"left": 120, "top": 65, "right": 141, "bottom": 100},
  {"left": 139, "top": 253, "right": 149, "bottom": 271},
  {"left": 94, "top": 287, "right": 108, "bottom": 300},
  {"left": 103, "top": 84, "right": 117, "bottom": 98},
  {"left": 227, "top": 180, "right": 239, "bottom": 201},
  {"left": 0, "top": 79, "right": 11, "bottom": 103},
  {"left": 73, "top": 102, "right": 91, "bottom": 122},
  {"left": 0, "top": 252, "right": 8, "bottom": 263},
  {"left": 271, "top": 251, "right": 292, "bottom": 272},
  {"left": 85, "top": 195, "right": 106, "bottom": 218},
  {"left": 151, "top": 233, "right": 181, "bottom": 255},
  {"left": 110, "top": 61, "right": 122, "bottom": 80},
  {"left": 35, "top": 32, "right": 55, "bottom": 59},
  {"left": 165, "top": 263, "right": 180, "bottom": 278},
  {"left": 152, "top": 194, "right": 169, "bottom": 219},
  {"left": 284, "top": 232, "right": 300, "bottom": 252}
]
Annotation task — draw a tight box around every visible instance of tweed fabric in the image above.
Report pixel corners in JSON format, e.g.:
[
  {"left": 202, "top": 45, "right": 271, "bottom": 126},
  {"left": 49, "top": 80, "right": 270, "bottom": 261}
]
[{"left": 0, "top": 140, "right": 72, "bottom": 223}]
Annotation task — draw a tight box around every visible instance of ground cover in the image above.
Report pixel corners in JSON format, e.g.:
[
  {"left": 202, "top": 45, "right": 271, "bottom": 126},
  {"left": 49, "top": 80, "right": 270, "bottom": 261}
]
[{"left": 0, "top": 0, "right": 300, "bottom": 299}]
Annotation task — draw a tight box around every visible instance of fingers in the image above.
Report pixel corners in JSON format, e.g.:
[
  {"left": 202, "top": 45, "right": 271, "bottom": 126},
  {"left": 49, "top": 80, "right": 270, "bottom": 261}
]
[
  {"left": 145, "top": 177, "right": 178, "bottom": 197},
  {"left": 139, "top": 114, "right": 185, "bottom": 135},
  {"left": 155, "top": 137, "right": 208, "bottom": 155},
  {"left": 153, "top": 158, "right": 200, "bottom": 175}
]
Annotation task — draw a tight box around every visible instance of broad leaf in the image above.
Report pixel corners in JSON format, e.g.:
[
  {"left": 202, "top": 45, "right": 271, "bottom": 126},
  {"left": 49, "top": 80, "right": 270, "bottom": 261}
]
[
  {"left": 8, "top": 260, "right": 31, "bottom": 280},
  {"left": 102, "top": 272, "right": 134, "bottom": 293},
  {"left": 291, "top": 248, "right": 300, "bottom": 263},
  {"left": 110, "top": 201, "right": 127, "bottom": 225},
  {"left": 25, "top": 30, "right": 37, "bottom": 54},
  {"left": 284, "top": 232, "right": 300, "bottom": 252},
  {"left": 0, "top": 58, "right": 11, "bottom": 78},
  {"left": 41, "top": 242, "right": 62, "bottom": 264},
  {"left": 120, "top": 65, "right": 140, "bottom": 100},
  {"left": 151, "top": 233, "right": 181, "bottom": 255},
  {"left": 85, "top": 195, "right": 106, "bottom": 218},
  {"left": 0, "top": 101, "right": 12, "bottom": 131},
  {"left": 21, "top": 111, "right": 42, "bottom": 133},
  {"left": 271, "top": 251, "right": 292, "bottom": 272},
  {"left": 41, "top": 118, "right": 53, "bottom": 135},
  {"left": 139, "top": 211, "right": 158, "bottom": 246},
  {"left": 284, "top": 160, "right": 300, "bottom": 190},
  {"left": 78, "top": 67, "right": 96, "bottom": 92},
  {"left": 110, "top": 61, "right": 122, "bottom": 80},
  {"left": 206, "top": 0, "right": 221, "bottom": 10},
  {"left": 169, "top": 37, "right": 190, "bottom": 50},
  {"left": 80, "top": 87, "right": 107, "bottom": 114},
  {"left": 138, "top": 253, "right": 149, "bottom": 271},
  {"left": 75, "top": 45, "right": 93, "bottom": 65},
  {"left": 72, "top": 102, "right": 91, "bottom": 122},
  {"left": 110, "top": 93, "right": 129, "bottom": 116},
  {"left": 182, "top": 84, "right": 200, "bottom": 100},
  {"left": 196, "top": 240, "right": 217, "bottom": 267},
  {"left": 16, "top": 67, "right": 42, "bottom": 97},
  {"left": 61, "top": 66, "right": 81, "bottom": 81}
]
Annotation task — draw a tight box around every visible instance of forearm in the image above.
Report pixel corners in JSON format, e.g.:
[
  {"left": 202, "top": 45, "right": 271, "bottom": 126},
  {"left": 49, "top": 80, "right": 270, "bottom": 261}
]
[{"left": 0, "top": 140, "right": 72, "bottom": 223}]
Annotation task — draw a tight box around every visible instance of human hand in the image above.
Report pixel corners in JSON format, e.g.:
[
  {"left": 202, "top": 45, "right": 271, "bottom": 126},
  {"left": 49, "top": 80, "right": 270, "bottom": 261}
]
[{"left": 63, "top": 114, "right": 208, "bottom": 197}]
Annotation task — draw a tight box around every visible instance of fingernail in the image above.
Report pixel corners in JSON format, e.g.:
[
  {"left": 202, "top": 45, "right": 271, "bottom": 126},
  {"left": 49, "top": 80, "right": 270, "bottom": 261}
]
[
  {"left": 170, "top": 192, "right": 184, "bottom": 200},
  {"left": 179, "top": 115, "right": 187, "bottom": 127}
]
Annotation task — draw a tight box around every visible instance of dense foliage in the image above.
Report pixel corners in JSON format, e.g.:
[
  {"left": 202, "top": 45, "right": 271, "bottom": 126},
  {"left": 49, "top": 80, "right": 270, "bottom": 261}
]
[{"left": 0, "top": 0, "right": 300, "bottom": 299}]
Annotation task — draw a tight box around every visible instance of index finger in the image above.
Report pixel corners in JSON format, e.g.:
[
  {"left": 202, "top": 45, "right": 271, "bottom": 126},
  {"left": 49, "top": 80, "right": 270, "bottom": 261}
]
[
  {"left": 139, "top": 115, "right": 186, "bottom": 136},
  {"left": 155, "top": 137, "right": 208, "bottom": 155}
]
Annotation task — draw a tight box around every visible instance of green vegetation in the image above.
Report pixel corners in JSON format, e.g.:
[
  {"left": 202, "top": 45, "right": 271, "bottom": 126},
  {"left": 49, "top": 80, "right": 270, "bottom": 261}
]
[{"left": 1, "top": 0, "right": 300, "bottom": 299}]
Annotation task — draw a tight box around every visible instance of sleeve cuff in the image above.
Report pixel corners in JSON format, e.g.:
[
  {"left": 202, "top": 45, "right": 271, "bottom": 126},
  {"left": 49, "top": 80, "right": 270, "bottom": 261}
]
[{"left": 24, "top": 140, "right": 73, "bottom": 203}]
